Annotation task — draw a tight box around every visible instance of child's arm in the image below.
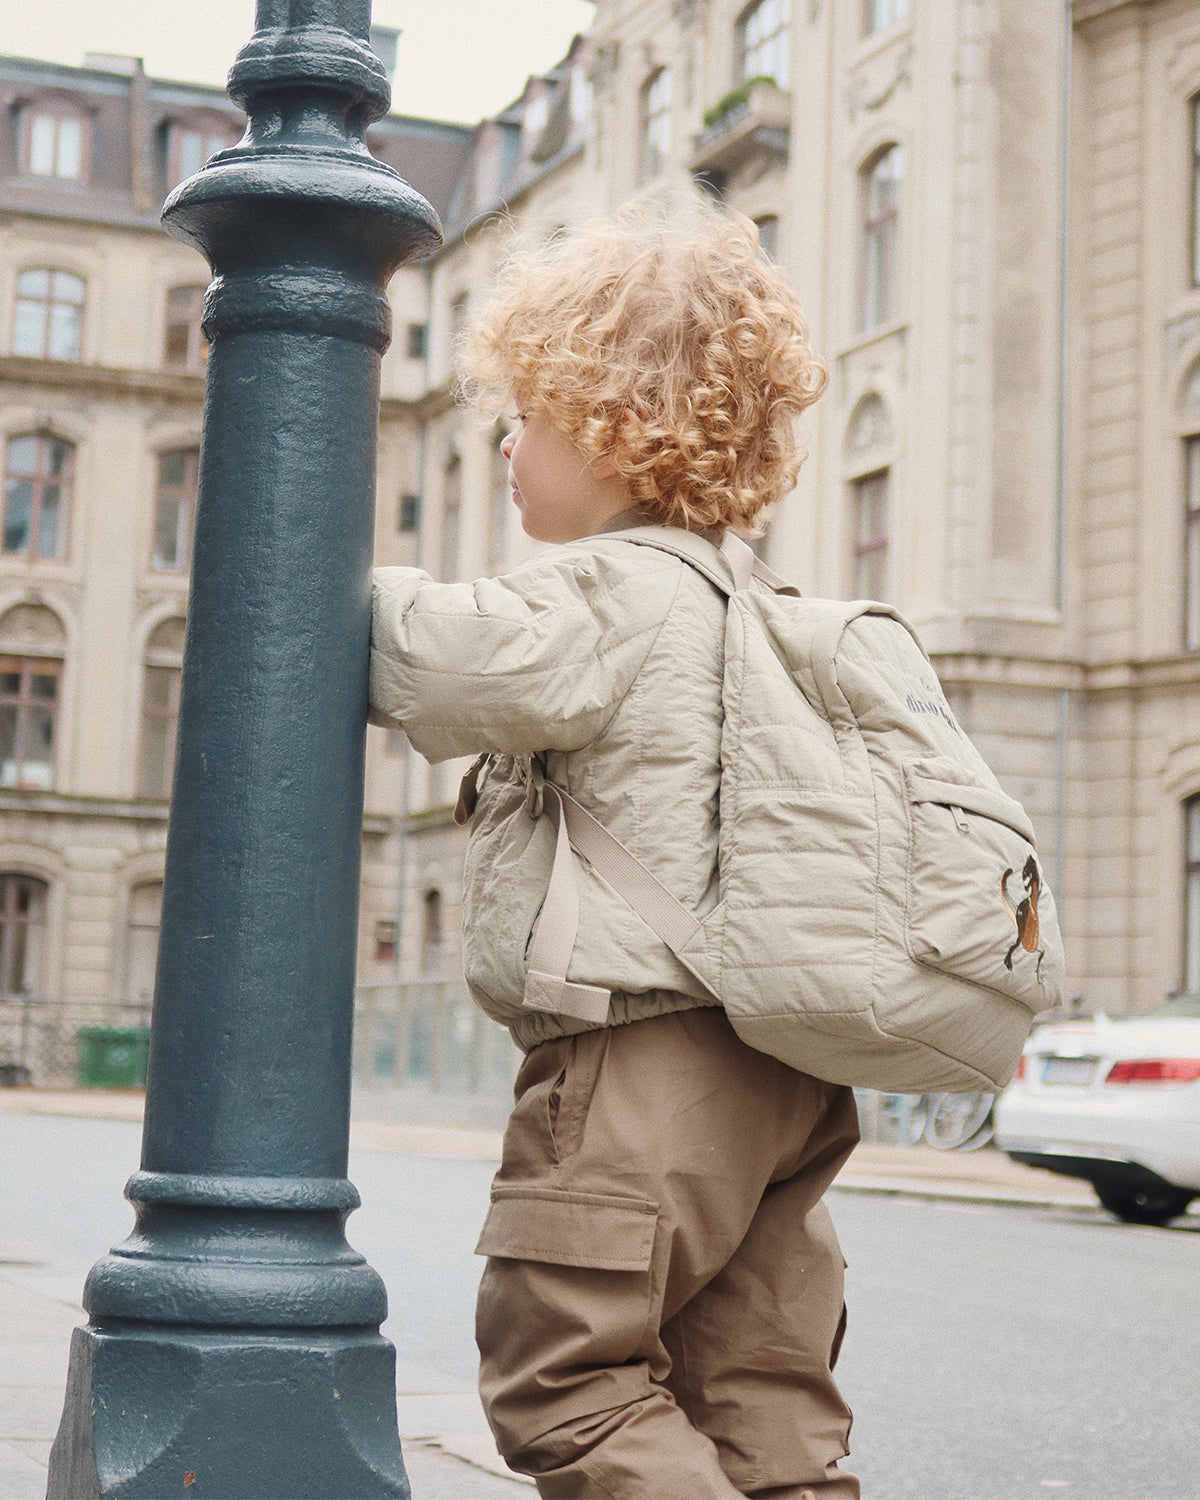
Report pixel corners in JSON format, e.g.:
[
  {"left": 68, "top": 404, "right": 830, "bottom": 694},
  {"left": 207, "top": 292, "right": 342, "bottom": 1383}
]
[{"left": 369, "top": 546, "right": 681, "bottom": 763}]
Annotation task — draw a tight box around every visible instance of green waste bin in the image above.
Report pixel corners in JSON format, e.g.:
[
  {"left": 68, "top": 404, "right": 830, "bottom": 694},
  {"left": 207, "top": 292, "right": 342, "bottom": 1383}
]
[{"left": 76, "top": 1027, "right": 151, "bottom": 1089}]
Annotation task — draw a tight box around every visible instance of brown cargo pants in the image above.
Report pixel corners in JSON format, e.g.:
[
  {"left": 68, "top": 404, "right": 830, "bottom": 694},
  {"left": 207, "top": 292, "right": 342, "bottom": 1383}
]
[{"left": 475, "top": 1007, "right": 861, "bottom": 1499}]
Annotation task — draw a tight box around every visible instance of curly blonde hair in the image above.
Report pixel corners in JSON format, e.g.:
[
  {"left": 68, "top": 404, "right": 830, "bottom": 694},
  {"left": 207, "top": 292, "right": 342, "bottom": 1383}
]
[{"left": 458, "top": 199, "right": 826, "bottom": 532}]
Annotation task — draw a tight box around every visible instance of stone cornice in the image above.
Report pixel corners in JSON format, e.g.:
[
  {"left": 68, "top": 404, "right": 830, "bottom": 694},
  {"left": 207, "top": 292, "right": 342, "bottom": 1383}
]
[
  {"left": 0, "top": 355, "right": 204, "bottom": 405},
  {"left": 1072, "top": 0, "right": 1162, "bottom": 24}
]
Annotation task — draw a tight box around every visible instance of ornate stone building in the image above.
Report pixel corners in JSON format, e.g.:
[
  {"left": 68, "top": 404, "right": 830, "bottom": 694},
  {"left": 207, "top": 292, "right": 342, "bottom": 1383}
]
[
  {"left": 0, "top": 48, "right": 472, "bottom": 1082},
  {"left": 394, "top": 0, "right": 1200, "bottom": 1024},
  {"left": 6, "top": 3, "right": 1200, "bottom": 1092}
]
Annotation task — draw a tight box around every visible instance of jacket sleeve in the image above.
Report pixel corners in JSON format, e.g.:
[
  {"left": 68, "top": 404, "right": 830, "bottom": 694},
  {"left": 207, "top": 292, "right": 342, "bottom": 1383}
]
[{"left": 369, "top": 546, "right": 682, "bottom": 762}]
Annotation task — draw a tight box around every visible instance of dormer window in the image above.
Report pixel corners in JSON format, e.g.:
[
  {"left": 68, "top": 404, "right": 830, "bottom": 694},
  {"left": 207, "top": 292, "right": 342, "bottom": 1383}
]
[
  {"left": 21, "top": 101, "right": 89, "bottom": 182},
  {"left": 164, "top": 117, "right": 240, "bottom": 192}
]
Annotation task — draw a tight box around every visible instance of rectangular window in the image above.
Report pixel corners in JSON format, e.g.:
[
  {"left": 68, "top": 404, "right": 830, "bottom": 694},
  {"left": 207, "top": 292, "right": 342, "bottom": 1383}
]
[
  {"left": 1188, "top": 439, "right": 1200, "bottom": 650},
  {"left": 863, "top": 145, "right": 904, "bottom": 330},
  {"left": 1187, "top": 799, "right": 1200, "bottom": 991},
  {"left": 741, "top": 0, "right": 790, "bottom": 89},
  {"left": 167, "top": 127, "right": 233, "bottom": 190},
  {"left": 27, "top": 113, "right": 84, "bottom": 180},
  {"left": 153, "top": 449, "right": 199, "bottom": 571},
  {"left": 139, "top": 666, "right": 182, "bottom": 799},
  {"left": 1193, "top": 98, "right": 1200, "bottom": 288},
  {"left": 13, "top": 269, "right": 85, "bottom": 361},
  {"left": 0, "top": 657, "right": 60, "bottom": 790},
  {"left": 163, "top": 286, "right": 207, "bottom": 371},
  {"left": 3, "top": 435, "right": 72, "bottom": 559},
  {"left": 865, "top": 0, "right": 909, "bottom": 35},
  {"left": 641, "top": 68, "right": 672, "bottom": 182},
  {"left": 406, "top": 322, "right": 427, "bottom": 360},
  {"left": 398, "top": 494, "right": 420, "bottom": 532},
  {"left": 853, "top": 470, "right": 889, "bottom": 598}
]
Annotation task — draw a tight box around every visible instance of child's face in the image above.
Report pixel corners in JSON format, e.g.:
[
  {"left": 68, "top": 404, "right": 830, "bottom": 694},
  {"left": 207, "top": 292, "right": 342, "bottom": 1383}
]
[{"left": 501, "top": 409, "right": 633, "bottom": 544}]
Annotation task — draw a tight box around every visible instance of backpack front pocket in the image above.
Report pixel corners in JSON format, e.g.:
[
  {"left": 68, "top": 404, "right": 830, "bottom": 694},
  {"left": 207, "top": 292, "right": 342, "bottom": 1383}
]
[{"left": 903, "top": 764, "right": 1062, "bottom": 1013}]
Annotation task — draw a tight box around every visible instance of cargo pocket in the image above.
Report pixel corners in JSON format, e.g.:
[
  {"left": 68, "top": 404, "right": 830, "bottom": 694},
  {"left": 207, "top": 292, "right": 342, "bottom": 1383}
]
[
  {"left": 475, "top": 1188, "right": 662, "bottom": 1395},
  {"left": 903, "top": 761, "right": 1063, "bottom": 1012},
  {"left": 476, "top": 1186, "right": 658, "bottom": 1271}
]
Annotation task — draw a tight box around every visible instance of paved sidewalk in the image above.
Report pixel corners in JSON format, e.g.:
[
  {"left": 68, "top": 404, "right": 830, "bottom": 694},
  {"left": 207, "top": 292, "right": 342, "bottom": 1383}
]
[{"left": 0, "top": 1087, "right": 1116, "bottom": 1498}]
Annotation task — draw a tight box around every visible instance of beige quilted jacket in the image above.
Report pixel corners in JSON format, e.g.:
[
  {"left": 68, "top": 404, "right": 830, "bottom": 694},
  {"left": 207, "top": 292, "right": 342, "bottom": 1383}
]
[{"left": 369, "top": 520, "right": 729, "bottom": 1051}]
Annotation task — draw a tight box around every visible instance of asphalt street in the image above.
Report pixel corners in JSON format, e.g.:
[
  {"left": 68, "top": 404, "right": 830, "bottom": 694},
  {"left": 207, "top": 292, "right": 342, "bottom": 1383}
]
[{"left": 3, "top": 1108, "right": 1197, "bottom": 1499}]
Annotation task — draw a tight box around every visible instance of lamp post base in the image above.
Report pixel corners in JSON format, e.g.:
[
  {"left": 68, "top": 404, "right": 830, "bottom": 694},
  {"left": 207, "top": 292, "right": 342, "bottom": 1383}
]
[{"left": 48, "top": 1324, "right": 410, "bottom": 1499}]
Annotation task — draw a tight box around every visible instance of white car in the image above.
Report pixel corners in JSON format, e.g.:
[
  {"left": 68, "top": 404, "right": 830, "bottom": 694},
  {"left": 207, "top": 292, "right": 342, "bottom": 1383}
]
[{"left": 994, "top": 994, "right": 1200, "bottom": 1226}]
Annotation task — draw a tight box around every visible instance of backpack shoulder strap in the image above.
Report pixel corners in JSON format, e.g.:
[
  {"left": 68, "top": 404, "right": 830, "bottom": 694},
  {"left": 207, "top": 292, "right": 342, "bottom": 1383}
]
[{"left": 599, "top": 525, "right": 801, "bottom": 598}]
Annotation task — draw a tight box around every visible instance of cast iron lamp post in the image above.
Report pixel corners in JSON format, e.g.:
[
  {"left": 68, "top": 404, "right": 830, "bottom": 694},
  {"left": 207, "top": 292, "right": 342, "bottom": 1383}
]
[{"left": 47, "top": 3, "right": 440, "bottom": 1494}]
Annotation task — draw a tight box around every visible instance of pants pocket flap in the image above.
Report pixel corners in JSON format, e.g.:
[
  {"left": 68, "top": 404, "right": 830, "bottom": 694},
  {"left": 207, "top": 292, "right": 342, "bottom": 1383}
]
[{"left": 475, "top": 1186, "right": 657, "bottom": 1271}]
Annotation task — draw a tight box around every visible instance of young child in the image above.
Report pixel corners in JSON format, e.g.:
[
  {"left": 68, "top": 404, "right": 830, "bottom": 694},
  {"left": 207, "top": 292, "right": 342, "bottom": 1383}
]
[{"left": 369, "top": 202, "right": 860, "bottom": 1500}]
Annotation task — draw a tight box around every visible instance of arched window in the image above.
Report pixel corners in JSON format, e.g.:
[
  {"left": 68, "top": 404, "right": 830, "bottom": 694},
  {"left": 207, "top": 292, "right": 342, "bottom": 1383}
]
[
  {"left": 3, "top": 434, "right": 74, "bottom": 559},
  {"left": 640, "top": 68, "right": 672, "bottom": 182},
  {"left": 139, "top": 617, "right": 186, "bottom": 800},
  {"left": 861, "top": 145, "right": 904, "bottom": 331},
  {"left": 12, "top": 269, "right": 85, "bottom": 361},
  {"left": 848, "top": 392, "right": 894, "bottom": 454},
  {"left": 0, "top": 875, "right": 47, "bottom": 998},
  {"left": 125, "top": 880, "right": 163, "bottom": 1005},
  {"left": 0, "top": 604, "right": 65, "bottom": 791},
  {"left": 152, "top": 448, "right": 199, "bottom": 571},
  {"left": 163, "top": 286, "right": 207, "bottom": 372},
  {"left": 740, "top": 0, "right": 790, "bottom": 89}
]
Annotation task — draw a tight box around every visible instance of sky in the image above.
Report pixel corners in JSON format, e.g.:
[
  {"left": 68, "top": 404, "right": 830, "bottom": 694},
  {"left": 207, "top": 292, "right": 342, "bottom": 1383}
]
[{"left": 0, "top": 0, "right": 597, "bottom": 125}]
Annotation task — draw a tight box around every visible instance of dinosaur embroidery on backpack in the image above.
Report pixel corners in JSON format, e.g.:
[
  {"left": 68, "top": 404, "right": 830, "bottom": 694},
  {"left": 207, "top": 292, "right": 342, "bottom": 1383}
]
[{"left": 1001, "top": 855, "right": 1045, "bottom": 979}]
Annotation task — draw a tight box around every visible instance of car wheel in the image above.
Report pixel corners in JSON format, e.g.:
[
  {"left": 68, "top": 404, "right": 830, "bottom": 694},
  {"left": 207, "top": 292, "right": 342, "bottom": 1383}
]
[
  {"left": 923, "top": 1092, "right": 994, "bottom": 1150},
  {"left": 1094, "top": 1184, "right": 1193, "bottom": 1226}
]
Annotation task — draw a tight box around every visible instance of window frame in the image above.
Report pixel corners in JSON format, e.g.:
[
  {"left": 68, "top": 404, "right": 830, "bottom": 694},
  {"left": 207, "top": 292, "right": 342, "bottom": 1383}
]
[
  {"left": 863, "top": 0, "right": 910, "bottom": 38},
  {"left": 851, "top": 468, "right": 890, "bottom": 600},
  {"left": 0, "top": 873, "right": 48, "bottom": 999},
  {"left": 12, "top": 268, "right": 85, "bottom": 362},
  {"left": 739, "top": 0, "right": 791, "bottom": 89},
  {"left": 3, "top": 433, "right": 74, "bottom": 561},
  {"left": 163, "top": 285, "right": 207, "bottom": 373},
  {"left": 1185, "top": 796, "right": 1200, "bottom": 992},
  {"left": 1191, "top": 96, "right": 1200, "bottom": 289},
  {"left": 861, "top": 143, "right": 904, "bottom": 332},
  {"left": 0, "top": 655, "right": 62, "bottom": 792},
  {"left": 152, "top": 447, "right": 200, "bottom": 572},
  {"left": 164, "top": 117, "right": 240, "bottom": 193},
  {"left": 20, "top": 99, "right": 90, "bottom": 183},
  {"left": 640, "top": 67, "right": 672, "bottom": 183}
]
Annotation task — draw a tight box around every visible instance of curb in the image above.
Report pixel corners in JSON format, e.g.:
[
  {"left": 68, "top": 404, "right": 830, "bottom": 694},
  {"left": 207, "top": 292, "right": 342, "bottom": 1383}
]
[{"left": 830, "top": 1176, "right": 1102, "bottom": 1213}]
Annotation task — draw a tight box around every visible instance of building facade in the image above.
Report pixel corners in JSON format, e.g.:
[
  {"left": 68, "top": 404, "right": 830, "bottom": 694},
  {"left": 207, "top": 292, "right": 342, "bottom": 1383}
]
[
  {"left": 391, "top": 0, "right": 1200, "bottom": 1027},
  {"left": 6, "top": 1, "right": 1200, "bottom": 1090},
  {"left": 0, "top": 48, "right": 475, "bottom": 1083}
]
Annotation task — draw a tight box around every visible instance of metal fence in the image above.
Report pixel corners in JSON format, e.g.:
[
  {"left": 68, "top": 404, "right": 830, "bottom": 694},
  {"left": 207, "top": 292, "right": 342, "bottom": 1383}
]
[
  {"left": 0, "top": 997, "right": 153, "bottom": 1089},
  {"left": 352, "top": 978, "right": 520, "bottom": 1096}
]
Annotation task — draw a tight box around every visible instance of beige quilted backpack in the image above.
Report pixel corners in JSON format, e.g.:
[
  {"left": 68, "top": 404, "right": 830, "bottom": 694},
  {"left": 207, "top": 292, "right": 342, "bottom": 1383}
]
[{"left": 513, "top": 526, "right": 1065, "bottom": 1093}]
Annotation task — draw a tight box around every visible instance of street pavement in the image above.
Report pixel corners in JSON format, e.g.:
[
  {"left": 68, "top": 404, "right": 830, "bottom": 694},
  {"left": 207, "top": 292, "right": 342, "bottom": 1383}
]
[{"left": 0, "top": 1087, "right": 1141, "bottom": 1499}]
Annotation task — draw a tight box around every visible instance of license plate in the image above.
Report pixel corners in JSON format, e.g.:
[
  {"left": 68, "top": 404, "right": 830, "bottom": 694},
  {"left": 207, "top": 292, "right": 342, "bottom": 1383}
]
[{"left": 1041, "top": 1056, "right": 1098, "bottom": 1086}]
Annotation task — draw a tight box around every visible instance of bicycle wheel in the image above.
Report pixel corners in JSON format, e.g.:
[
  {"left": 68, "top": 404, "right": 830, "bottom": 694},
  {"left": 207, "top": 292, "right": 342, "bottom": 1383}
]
[{"left": 923, "top": 1092, "right": 994, "bottom": 1149}]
